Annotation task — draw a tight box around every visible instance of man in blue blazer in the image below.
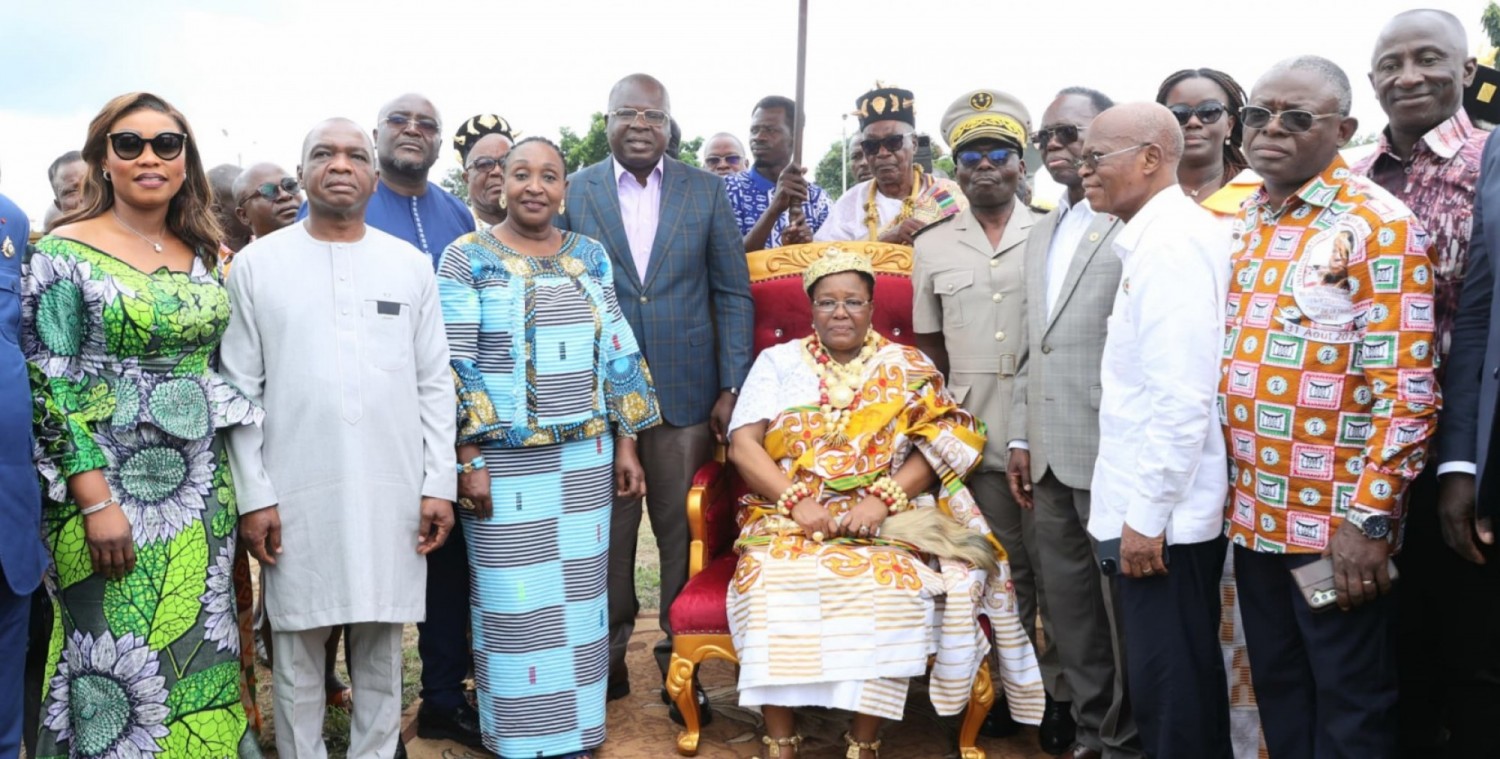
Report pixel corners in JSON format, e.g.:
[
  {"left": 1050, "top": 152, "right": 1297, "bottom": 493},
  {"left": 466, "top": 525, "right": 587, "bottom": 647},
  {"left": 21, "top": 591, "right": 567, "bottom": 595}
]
[
  {"left": 559, "top": 73, "right": 754, "bottom": 706},
  {"left": 1439, "top": 126, "right": 1500, "bottom": 563},
  {"left": 0, "top": 194, "right": 49, "bottom": 759}
]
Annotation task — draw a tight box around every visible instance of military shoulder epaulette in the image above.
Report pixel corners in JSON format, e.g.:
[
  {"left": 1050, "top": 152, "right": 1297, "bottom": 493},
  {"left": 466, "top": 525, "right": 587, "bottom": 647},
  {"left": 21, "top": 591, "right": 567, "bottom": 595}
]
[{"left": 910, "top": 214, "right": 956, "bottom": 242}]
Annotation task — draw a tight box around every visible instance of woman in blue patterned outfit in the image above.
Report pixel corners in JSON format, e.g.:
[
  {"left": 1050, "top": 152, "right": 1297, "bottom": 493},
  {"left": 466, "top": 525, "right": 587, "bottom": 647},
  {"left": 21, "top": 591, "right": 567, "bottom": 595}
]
[{"left": 436, "top": 137, "right": 660, "bottom": 759}]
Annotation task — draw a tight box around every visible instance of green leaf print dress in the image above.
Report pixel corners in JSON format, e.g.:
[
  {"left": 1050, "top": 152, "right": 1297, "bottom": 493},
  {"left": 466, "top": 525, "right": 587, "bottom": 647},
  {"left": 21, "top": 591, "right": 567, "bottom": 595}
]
[{"left": 23, "top": 237, "right": 264, "bottom": 759}]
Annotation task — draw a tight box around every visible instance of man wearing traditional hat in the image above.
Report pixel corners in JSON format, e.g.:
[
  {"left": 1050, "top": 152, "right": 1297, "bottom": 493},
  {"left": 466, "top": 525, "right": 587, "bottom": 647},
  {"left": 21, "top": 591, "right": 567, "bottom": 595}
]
[
  {"left": 815, "top": 84, "right": 967, "bottom": 243},
  {"left": 452, "top": 114, "right": 515, "bottom": 231},
  {"left": 912, "top": 88, "right": 1063, "bottom": 740}
]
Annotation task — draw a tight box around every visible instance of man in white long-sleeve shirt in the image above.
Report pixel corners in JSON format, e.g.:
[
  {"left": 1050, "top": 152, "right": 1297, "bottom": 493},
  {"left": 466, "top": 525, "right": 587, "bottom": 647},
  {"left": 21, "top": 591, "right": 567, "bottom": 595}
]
[
  {"left": 221, "top": 118, "right": 457, "bottom": 759},
  {"left": 1081, "top": 102, "right": 1233, "bottom": 759}
]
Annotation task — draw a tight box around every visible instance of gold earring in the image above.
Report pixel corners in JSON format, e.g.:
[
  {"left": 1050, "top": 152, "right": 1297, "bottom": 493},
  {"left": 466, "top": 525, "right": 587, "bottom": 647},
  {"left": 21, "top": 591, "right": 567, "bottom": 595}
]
[
  {"left": 499, "top": 195, "right": 507, "bottom": 209},
  {"left": 558, "top": 200, "right": 566, "bottom": 215}
]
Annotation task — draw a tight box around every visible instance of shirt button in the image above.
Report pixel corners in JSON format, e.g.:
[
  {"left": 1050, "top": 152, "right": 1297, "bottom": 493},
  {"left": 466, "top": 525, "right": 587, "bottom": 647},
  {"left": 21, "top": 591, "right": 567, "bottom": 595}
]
[
  {"left": 639, "top": 296, "right": 649, "bottom": 304},
  {"left": 989, "top": 259, "right": 999, "bottom": 268},
  {"left": 1042, "top": 345, "right": 1052, "bottom": 354},
  {"left": 992, "top": 293, "right": 1003, "bottom": 303},
  {"left": 342, "top": 308, "right": 350, "bottom": 315},
  {"left": 994, "top": 331, "right": 1006, "bottom": 341}
]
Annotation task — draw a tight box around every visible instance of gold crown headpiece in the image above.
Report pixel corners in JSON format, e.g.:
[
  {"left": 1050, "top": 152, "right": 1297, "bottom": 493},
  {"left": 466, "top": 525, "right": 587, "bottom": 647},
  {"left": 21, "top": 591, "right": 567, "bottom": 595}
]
[{"left": 803, "top": 247, "right": 876, "bottom": 293}]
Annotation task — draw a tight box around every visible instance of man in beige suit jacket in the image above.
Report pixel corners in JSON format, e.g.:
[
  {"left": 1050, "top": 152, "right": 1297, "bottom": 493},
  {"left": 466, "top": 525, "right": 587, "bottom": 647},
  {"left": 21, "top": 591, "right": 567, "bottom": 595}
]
[
  {"left": 914, "top": 89, "right": 1060, "bottom": 734},
  {"left": 1008, "top": 88, "right": 1142, "bottom": 759}
]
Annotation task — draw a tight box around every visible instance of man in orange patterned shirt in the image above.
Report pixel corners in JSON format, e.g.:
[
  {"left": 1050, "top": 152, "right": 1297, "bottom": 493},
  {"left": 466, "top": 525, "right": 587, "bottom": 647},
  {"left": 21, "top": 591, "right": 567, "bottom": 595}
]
[{"left": 1219, "top": 56, "right": 1437, "bottom": 759}]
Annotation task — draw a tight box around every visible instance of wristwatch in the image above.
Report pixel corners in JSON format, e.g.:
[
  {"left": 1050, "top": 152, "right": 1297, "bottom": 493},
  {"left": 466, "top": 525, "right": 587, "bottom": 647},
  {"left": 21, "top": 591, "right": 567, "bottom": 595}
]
[{"left": 1345, "top": 511, "right": 1391, "bottom": 540}]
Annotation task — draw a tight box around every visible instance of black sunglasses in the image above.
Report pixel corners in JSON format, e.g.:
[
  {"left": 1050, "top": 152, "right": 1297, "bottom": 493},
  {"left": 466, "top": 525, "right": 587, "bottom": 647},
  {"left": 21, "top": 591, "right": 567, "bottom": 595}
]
[
  {"left": 384, "top": 113, "right": 441, "bottom": 136},
  {"left": 467, "top": 156, "right": 505, "bottom": 174},
  {"left": 1168, "top": 101, "right": 1227, "bottom": 126},
  {"left": 956, "top": 148, "right": 1015, "bottom": 168},
  {"left": 1239, "top": 106, "right": 1339, "bottom": 133},
  {"left": 1031, "top": 124, "right": 1085, "bottom": 149},
  {"left": 860, "top": 134, "right": 908, "bottom": 157},
  {"left": 107, "top": 131, "right": 187, "bottom": 161},
  {"left": 241, "top": 177, "right": 299, "bottom": 205}
]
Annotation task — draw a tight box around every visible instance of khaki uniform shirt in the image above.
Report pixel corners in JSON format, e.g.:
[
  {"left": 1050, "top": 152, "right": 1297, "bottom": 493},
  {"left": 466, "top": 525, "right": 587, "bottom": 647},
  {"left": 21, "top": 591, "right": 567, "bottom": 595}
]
[{"left": 913, "top": 205, "right": 1037, "bottom": 472}]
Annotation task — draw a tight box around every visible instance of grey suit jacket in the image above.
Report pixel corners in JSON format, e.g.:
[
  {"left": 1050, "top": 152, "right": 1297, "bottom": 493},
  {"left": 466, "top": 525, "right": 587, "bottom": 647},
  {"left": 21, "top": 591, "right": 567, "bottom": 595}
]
[{"left": 1009, "top": 205, "right": 1122, "bottom": 489}]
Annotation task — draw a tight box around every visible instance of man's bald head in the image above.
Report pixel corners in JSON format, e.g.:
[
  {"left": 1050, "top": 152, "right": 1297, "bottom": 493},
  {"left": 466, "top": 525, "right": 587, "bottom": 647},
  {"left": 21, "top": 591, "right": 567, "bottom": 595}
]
[
  {"left": 377, "top": 93, "right": 441, "bottom": 125},
  {"left": 207, "top": 163, "right": 250, "bottom": 250},
  {"left": 1376, "top": 9, "right": 1468, "bottom": 60},
  {"left": 374, "top": 93, "right": 443, "bottom": 178},
  {"left": 1078, "top": 103, "right": 1183, "bottom": 221},
  {"left": 233, "top": 162, "right": 301, "bottom": 238},
  {"left": 609, "top": 73, "right": 671, "bottom": 113},
  {"left": 302, "top": 118, "right": 372, "bottom": 164},
  {"left": 1259, "top": 55, "right": 1354, "bottom": 116}
]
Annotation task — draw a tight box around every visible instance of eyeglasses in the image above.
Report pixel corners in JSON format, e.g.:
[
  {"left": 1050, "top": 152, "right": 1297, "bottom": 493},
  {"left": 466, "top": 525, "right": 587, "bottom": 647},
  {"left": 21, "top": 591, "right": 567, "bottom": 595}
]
[
  {"left": 1168, "top": 101, "right": 1227, "bottom": 126},
  {"left": 1239, "top": 106, "right": 1340, "bottom": 133},
  {"left": 241, "top": 177, "right": 299, "bottom": 205},
  {"left": 812, "top": 298, "right": 871, "bottom": 314},
  {"left": 860, "top": 134, "right": 908, "bottom": 157},
  {"left": 704, "top": 155, "right": 744, "bottom": 168},
  {"left": 610, "top": 108, "right": 670, "bottom": 126},
  {"left": 466, "top": 156, "right": 505, "bottom": 174},
  {"left": 956, "top": 148, "right": 1015, "bottom": 168},
  {"left": 1031, "top": 124, "right": 1086, "bottom": 149},
  {"left": 383, "top": 113, "right": 441, "bottom": 136},
  {"left": 1073, "top": 143, "right": 1151, "bottom": 171},
  {"left": 107, "top": 131, "right": 187, "bottom": 161}
]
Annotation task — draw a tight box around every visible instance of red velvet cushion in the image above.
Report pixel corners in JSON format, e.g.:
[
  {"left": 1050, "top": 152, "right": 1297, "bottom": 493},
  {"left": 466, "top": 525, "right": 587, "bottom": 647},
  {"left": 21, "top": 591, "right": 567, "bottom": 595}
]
[
  {"left": 668, "top": 554, "right": 738, "bottom": 635},
  {"left": 750, "top": 273, "right": 917, "bottom": 354}
]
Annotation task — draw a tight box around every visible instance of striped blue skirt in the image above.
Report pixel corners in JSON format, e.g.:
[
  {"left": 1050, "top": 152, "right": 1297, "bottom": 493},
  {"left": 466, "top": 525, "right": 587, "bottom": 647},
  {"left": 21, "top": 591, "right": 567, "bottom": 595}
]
[{"left": 465, "top": 435, "right": 613, "bottom": 758}]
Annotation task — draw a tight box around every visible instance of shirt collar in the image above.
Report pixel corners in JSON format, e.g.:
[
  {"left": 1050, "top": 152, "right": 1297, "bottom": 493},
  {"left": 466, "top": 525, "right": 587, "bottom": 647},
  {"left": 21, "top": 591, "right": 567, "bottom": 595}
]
[
  {"left": 1250, "top": 154, "right": 1351, "bottom": 212},
  {"left": 1057, "top": 191, "right": 1094, "bottom": 218},
  {"left": 614, "top": 156, "right": 665, "bottom": 188},
  {"left": 1374, "top": 109, "right": 1474, "bottom": 163},
  {"left": 1112, "top": 185, "right": 1181, "bottom": 258}
]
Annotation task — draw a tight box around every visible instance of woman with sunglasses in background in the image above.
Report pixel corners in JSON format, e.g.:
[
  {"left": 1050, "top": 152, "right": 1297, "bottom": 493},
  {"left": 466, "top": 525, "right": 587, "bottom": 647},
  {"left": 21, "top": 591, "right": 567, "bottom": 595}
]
[
  {"left": 1156, "top": 68, "right": 1260, "bottom": 219},
  {"left": 24, "top": 92, "right": 265, "bottom": 758},
  {"left": 1157, "top": 67, "right": 1267, "bottom": 759}
]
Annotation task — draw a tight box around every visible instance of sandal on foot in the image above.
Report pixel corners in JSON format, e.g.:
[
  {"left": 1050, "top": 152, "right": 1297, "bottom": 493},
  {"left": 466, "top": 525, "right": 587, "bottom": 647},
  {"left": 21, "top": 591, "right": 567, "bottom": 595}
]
[
  {"left": 843, "top": 731, "right": 881, "bottom": 759},
  {"left": 761, "top": 734, "right": 802, "bottom": 758}
]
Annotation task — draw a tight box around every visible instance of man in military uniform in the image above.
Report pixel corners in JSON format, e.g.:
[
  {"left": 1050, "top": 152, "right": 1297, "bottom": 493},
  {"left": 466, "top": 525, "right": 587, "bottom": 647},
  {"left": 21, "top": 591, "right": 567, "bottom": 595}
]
[{"left": 912, "top": 89, "right": 1060, "bottom": 739}]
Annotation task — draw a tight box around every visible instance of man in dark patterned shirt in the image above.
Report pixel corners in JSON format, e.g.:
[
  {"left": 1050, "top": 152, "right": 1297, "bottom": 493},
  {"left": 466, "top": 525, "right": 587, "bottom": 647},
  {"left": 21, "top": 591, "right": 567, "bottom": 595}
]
[{"left": 1351, "top": 10, "right": 1497, "bottom": 757}]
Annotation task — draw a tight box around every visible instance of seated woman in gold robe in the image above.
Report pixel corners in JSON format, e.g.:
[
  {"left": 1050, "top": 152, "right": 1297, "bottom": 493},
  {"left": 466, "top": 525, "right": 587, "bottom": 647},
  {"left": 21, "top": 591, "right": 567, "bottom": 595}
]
[{"left": 725, "top": 248, "right": 1042, "bottom": 759}]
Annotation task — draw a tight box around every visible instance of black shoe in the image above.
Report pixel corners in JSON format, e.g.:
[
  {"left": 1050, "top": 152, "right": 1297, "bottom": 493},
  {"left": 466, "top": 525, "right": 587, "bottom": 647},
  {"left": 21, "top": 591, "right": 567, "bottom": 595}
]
[
  {"left": 979, "top": 698, "right": 1020, "bottom": 738},
  {"left": 663, "top": 683, "right": 713, "bottom": 727},
  {"left": 416, "top": 701, "right": 486, "bottom": 750},
  {"left": 607, "top": 678, "right": 631, "bottom": 701},
  {"left": 1039, "top": 697, "right": 1077, "bottom": 755}
]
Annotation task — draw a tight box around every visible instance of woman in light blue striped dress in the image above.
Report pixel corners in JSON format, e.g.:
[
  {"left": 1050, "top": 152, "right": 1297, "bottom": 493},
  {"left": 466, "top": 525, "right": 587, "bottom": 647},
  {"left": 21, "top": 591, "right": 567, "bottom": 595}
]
[{"left": 436, "top": 137, "right": 660, "bottom": 759}]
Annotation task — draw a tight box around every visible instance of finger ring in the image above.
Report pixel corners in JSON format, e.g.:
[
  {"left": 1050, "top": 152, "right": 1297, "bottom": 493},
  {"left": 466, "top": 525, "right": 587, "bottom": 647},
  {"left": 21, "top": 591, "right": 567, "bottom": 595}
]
[
  {"left": 1362, "top": 580, "right": 1375, "bottom": 585},
  {"left": 811, "top": 531, "right": 825, "bottom": 542},
  {"left": 859, "top": 525, "right": 871, "bottom": 537},
  {"left": 458, "top": 498, "right": 476, "bottom": 511},
  {"left": 1142, "top": 568, "right": 1154, "bottom": 576}
]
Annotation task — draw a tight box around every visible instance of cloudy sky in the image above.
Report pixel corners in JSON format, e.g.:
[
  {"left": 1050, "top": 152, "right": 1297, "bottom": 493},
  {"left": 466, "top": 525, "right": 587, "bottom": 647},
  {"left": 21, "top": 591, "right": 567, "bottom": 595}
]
[{"left": 1, "top": 0, "right": 1493, "bottom": 224}]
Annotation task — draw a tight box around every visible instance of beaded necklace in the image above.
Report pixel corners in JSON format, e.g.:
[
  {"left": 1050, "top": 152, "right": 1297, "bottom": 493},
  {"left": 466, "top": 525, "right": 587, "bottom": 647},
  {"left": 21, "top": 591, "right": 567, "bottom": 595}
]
[
  {"left": 863, "top": 166, "right": 925, "bottom": 240},
  {"left": 803, "top": 331, "right": 879, "bottom": 442}
]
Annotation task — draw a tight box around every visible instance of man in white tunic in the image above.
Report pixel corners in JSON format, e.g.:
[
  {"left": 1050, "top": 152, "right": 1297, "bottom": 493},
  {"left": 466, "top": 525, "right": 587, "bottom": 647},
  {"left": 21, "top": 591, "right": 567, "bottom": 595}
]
[{"left": 221, "top": 118, "right": 457, "bottom": 759}]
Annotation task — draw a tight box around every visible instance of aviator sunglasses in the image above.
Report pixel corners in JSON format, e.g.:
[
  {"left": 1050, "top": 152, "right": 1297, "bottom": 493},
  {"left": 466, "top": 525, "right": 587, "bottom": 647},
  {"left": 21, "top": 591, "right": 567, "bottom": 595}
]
[
  {"left": 704, "top": 154, "right": 744, "bottom": 168},
  {"left": 1030, "top": 124, "right": 1085, "bottom": 149},
  {"left": 1239, "top": 105, "right": 1339, "bottom": 133},
  {"left": 1168, "top": 101, "right": 1227, "bottom": 126},
  {"left": 107, "top": 131, "right": 187, "bottom": 161},
  {"left": 956, "top": 148, "right": 1015, "bottom": 168},
  {"left": 242, "top": 177, "right": 300, "bottom": 204}
]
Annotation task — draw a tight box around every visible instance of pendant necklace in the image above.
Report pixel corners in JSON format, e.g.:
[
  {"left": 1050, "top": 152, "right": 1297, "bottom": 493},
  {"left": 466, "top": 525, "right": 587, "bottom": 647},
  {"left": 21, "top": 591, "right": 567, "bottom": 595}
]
[{"left": 114, "top": 210, "right": 165, "bottom": 253}]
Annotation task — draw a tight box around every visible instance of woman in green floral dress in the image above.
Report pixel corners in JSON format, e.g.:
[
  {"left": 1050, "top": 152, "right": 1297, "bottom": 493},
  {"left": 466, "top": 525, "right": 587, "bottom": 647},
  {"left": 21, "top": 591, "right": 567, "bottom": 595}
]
[{"left": 23, "top": 92, "right": 263, "bottom": 759}]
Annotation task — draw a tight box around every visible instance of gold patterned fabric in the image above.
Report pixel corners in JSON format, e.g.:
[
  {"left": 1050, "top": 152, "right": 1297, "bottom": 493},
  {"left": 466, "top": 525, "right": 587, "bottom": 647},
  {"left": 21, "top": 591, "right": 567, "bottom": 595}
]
[{"left": 726, "top": 336, "right": 1044, "bottom": 722}]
